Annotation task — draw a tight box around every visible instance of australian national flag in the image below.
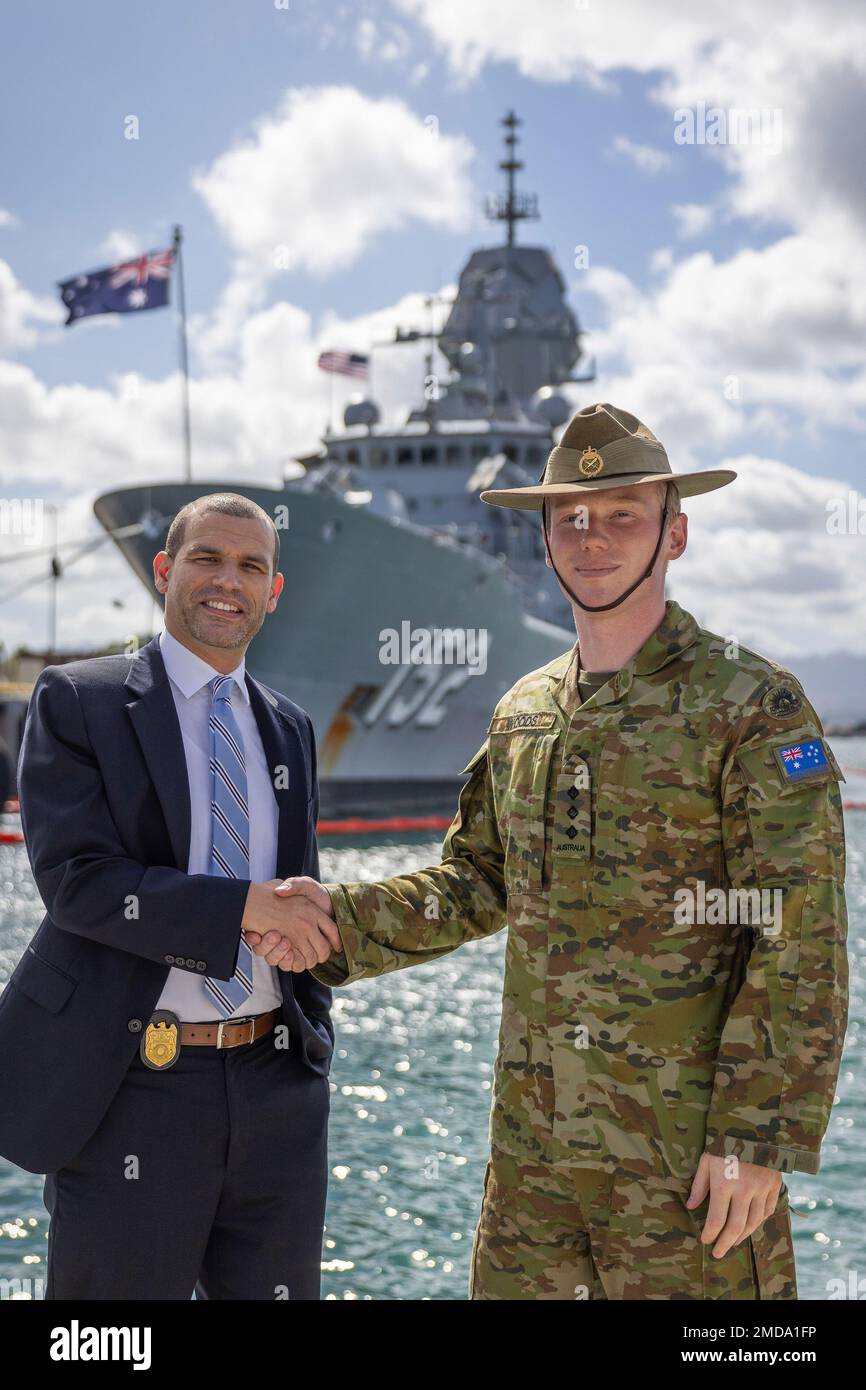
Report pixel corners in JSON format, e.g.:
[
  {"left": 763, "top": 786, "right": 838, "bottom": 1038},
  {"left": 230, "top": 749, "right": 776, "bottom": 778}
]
[
  {"left": 774, "top": 737, "right": 829, "bottom": 783},
  {"left": 57, "top": 248, "right": 175, "bottom": 325}
]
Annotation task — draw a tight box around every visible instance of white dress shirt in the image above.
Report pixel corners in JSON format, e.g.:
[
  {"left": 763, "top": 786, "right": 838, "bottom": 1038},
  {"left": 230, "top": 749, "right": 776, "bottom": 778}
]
[{"left": 154, "top": 626, "right": 283, "bottom": 1021}]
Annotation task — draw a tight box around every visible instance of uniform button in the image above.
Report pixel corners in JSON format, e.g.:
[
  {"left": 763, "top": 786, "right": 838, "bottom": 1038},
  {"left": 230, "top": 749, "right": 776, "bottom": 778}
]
[
  {"left": 196, "top": 960, "right": 207, "bottom": 972},
  {"left": 127, "top": 1019, "right": 142, "bottom": 1033},
  {"left": 185, "top": 957, "right": 195, "bottom": 968},
  {"left": 164, "top": 953, "right": 175, "bottom": 964}
]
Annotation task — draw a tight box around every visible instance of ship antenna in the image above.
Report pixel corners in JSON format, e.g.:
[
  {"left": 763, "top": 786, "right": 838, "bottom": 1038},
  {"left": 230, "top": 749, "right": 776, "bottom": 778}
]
[{"left": 485, "top": 110, "right": 540, "bottom": 247}]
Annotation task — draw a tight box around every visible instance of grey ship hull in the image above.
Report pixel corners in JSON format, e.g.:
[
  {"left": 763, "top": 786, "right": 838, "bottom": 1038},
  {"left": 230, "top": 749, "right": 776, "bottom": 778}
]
[{"left": 94, "top": 482, "right": 573, "bottom": 818}]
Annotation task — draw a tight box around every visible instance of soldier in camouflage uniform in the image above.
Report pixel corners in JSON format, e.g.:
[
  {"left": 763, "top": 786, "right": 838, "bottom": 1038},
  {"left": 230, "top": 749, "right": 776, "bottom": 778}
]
[{"left": 250, "top": 403, "right": 849, "bottom": 1300}]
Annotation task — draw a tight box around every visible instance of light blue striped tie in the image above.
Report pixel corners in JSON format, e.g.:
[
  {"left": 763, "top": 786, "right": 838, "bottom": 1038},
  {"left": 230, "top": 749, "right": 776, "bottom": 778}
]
[{"left": 203, "top": 674, "right": 254, "bottom": 1015}]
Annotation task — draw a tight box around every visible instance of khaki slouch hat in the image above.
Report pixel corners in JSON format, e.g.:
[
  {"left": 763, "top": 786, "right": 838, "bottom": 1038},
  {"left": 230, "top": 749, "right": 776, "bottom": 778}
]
[{"left": 480, "top": 401, "right": 736, "bottom": 509}]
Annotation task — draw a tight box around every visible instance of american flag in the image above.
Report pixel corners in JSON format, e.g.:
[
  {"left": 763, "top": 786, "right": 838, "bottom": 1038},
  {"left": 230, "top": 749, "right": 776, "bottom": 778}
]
[{"left": 317, "top": 349, "right": 369, "bottom": 379}]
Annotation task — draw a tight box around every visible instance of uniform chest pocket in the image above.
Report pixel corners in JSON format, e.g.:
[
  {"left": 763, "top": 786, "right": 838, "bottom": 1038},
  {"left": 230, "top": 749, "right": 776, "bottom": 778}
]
[
  {"left": 490, "top": 730, "right": 560, "bottom": 895},
  {"left": 592, "top": 737, "right": 723, "bottom": 905}
]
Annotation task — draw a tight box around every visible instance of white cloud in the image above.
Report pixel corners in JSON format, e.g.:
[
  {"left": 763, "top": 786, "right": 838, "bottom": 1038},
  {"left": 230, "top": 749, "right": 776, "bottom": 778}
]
[
  {"left": 0, "top": 273, "right": 455, "bottom": 495},
  {"left": 669, "top": 455, "right": 866, "bottom": 656},
  {"left": 0, "top": 209, "right": 19, "bottom": 229},
  {"left": 672, "top": 202, "right": 713, "bottom": 238},
  {"left": 316, "top": 282, "right": 456, "bottom": 428},
  {"left": 0, "top": 259, "right": 62, "bottom": 352},
  {"left": 393, "top": 0, "right": 767, "bottom": 83},
  {"left": 611, "top": 135, "right": 671, "bottom": 175},
  {"left": 3, "top": 437, "right": 861, "bottom": 660},
  {"left": 0, "top": 258, "right": 460, "bottom": 654},
  {"left": 394, "top": 0, "right": 866, "bottom": 240},
  {"left": 355, "top": 17, "right": 412, "bottom": 63},
  {"left": 583, "top": 232, "right": 866, "bottom": 459},
  {"left": 1, "top": 261, "right": 862, "bottom": 659},
  {"left": 388, "top": 0, "right": 866, "bottom": 438},
  {"left": 649, "top": 247, "right": 674, "bottom": 274},
  {"left": 391, "top": 2, "right": 866, "bottom": 512},
  {"left": 0, "top": 483, "right": 157, "bottom": 658},
  {"left": 192, "top": 85, "right": 475, "bottom": 364},
  {"left": 97, "top": 230, "right": 144, "bottom": 262}
]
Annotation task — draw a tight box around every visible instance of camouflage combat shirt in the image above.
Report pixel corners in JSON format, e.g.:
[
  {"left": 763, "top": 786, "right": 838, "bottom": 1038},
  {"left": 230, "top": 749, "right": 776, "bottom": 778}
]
[{"left": 312, "top": 601, "right": 849, "bottom": 1189}]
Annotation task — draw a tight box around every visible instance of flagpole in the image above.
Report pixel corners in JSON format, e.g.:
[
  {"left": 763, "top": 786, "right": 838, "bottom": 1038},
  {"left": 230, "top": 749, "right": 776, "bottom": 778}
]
[{"left": 173, "top": 225, "right": 192, "bottom": 482}]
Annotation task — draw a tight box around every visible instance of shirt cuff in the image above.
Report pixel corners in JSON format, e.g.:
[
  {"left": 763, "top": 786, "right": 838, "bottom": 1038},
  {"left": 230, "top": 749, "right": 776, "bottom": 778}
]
[{"left": 704, "top": 1134, "right": 820, "bottom": 1175}]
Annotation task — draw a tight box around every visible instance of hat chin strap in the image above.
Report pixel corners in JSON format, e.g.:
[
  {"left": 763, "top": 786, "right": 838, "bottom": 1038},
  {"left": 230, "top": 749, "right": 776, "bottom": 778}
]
[{"left": 542, "top": 483, "right": 670, "bottom": 613}]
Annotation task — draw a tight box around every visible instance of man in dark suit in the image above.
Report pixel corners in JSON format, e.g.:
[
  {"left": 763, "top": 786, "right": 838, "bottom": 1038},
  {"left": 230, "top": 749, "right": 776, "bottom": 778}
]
[{"left": 0, "top": 492, "right": 339, "bottom": 1300}]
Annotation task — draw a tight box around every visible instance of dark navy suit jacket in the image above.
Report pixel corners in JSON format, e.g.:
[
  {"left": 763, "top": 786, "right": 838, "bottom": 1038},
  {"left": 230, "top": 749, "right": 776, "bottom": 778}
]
[{"left": 0, "top": 635, "right": 333, "bottom": 1174}]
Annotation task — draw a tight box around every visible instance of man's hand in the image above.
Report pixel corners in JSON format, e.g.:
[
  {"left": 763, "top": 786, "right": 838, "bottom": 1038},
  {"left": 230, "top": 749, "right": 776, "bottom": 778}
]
[
  {"left": 273, "top": 876, "right": 335, "bottom": 917},
  {"left": 241, "top": 879, "right": 340, "bottom": 973},
  {"left": 686, "top": 1152, "right": 783, "bottom": 1258}
]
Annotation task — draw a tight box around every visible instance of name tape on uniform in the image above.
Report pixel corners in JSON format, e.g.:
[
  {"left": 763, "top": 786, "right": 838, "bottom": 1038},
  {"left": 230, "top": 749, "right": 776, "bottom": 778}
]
[{"left": 489, "top": 712, "right": 558, "bottom": 735}]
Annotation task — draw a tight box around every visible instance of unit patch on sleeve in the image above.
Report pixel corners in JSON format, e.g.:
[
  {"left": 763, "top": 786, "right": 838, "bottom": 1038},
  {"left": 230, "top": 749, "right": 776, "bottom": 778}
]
[{"left": 762, "top": 684, "right": 804, "bottom": 720}]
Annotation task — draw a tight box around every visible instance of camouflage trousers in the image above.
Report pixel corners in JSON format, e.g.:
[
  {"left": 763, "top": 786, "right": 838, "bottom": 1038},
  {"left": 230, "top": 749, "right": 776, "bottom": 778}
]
[{"left": 469, "top": 1145, "right": 797, "bottom": 1300}]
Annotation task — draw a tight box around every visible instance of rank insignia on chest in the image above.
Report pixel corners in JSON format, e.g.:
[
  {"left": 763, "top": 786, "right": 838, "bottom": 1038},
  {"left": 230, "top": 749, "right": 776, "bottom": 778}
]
[
  {"left": 140, "top": 1011, "right": 181, "bottom": 1070},
  {"left": 552, "top": 761, "right": 592, "bottom": 860},
  {"left": 772, "top": 738, "right": 830, "bottom": 783}
]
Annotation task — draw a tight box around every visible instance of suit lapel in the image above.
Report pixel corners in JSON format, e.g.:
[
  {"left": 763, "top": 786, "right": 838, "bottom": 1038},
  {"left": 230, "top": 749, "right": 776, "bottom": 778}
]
[{"left": 124, "top": 637, "right": 192, "bottom": 871}]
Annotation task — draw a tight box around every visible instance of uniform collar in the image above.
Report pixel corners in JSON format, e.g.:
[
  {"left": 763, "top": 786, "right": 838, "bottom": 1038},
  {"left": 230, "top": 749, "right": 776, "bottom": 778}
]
[
  {"left": 546, "top": 600, "right": 701, "bottom": 707},
  {"left": 630, "top": 600, "right": 701, "bottom": 677},
  {"left": 158, "top": 626, "right": 250, "bottom": 704}
]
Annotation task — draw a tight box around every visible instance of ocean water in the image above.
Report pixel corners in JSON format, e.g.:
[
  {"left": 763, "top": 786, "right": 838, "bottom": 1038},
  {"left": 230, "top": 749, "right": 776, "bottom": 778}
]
[{"left": 1, "top": 735, "right": 864, "bottom": 1301}]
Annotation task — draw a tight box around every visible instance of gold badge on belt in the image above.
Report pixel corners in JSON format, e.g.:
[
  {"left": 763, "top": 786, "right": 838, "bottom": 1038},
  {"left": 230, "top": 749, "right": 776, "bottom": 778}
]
[
  {"left": 578, "top": 446, "right": 603, "bottom": 477},
  {"left": 140, "top": 1010, "right": 181, "bottom": 1070}
]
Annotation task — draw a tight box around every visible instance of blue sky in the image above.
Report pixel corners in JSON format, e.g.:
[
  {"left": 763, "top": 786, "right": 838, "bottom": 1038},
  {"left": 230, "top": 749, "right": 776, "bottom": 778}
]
[
  {"left": 1, "top": 0, "right": 865, "bottom": 656},
  {"left": 2, "top": 0, "right": 774, "bottom": 392}
]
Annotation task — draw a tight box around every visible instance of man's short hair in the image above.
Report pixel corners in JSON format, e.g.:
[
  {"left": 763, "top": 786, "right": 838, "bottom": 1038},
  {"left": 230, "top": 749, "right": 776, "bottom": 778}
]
[
  {"left": 655, "top": 479, "right": 681, "bottom": 520},
  {"left": 165, "top": 493, "right": 280, "bottom": 573}
]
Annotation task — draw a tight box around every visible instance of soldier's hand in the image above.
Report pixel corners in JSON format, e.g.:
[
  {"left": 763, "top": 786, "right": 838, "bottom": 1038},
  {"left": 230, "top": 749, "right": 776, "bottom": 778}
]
[
  {"left": 272, "top": 875, "right": 336, "bottom": 918},
  {"left": 242, "top": 879, "right": 340, "bottom": 972},
  {"left": 255, "top": 877, "right": 337, "bottom": 969},
  {"left": 686, "top": 1151, "right": 783, "bottom": 1259}
]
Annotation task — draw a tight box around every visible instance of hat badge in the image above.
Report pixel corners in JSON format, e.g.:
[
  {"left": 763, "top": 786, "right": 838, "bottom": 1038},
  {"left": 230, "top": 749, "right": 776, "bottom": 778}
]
[{"left": 578, "top": 446, "right": 603, "bottom": 478}]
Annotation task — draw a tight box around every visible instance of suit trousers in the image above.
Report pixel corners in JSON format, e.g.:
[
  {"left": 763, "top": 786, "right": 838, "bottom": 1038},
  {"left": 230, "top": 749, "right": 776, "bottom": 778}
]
[{"left": 42, "top": 1022, "right": 330, "bottom": 1300}]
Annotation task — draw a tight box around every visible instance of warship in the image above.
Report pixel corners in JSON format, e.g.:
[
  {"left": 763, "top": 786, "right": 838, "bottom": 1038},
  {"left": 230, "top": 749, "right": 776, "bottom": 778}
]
[{"left": 93, "top": 113, "right": 594, "bottom": 816}]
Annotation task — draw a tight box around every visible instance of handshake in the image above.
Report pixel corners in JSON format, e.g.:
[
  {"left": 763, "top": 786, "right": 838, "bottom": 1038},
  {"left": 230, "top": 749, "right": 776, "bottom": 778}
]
[{"left": 240, "top": 877, "right": 340, "bottom": 972}]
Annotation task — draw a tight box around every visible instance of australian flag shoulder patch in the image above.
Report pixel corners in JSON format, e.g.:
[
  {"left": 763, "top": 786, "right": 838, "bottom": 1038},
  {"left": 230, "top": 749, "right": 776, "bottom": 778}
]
[{"left": 772, "top": 737, "right": 831, "bottom": 783}]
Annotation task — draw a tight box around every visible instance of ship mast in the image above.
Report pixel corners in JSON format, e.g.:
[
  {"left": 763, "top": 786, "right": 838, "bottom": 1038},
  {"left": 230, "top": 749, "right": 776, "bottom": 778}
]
[
  {"left": 376, "top": 290, "right": 453, "bottom": 425},
  {"left": 484, "top": 110, "right": 540, "bottom": 247}
]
